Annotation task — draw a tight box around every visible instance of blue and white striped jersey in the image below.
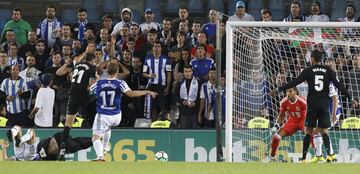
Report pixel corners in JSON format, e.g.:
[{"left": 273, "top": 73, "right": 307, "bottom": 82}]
[
  {"left": 200, "top": 81, "right": 215, "bottom": 120},
  {"left": 143, "top": 55, "right": 172, "bottom": 86},
  {"left": 0, "top": 78, "right": 29, "bottom": 114},
  {"left": 329, "top": 82, "right": 342, "bottom": 116},
  {"left": 91, "top": 79, "right": 130, "bottom": 115}
]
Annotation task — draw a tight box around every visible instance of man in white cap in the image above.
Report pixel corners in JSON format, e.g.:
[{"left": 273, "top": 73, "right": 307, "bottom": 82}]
[
  {"left": 111, "top": 8, "right": 138, "bottom": 37},
  {"left": 228, "top": 1, "right": 255, "bottom": 21}
]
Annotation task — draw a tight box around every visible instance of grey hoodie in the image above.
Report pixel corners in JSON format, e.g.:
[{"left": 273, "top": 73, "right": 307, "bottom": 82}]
[{"left": 111, "top": 8, "right": 138, "bottom": 36}]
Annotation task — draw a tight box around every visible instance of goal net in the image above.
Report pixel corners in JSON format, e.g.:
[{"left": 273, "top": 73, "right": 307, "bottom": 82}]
[{"left": 225, "top": 22, "right": 360, "bottom": 163}]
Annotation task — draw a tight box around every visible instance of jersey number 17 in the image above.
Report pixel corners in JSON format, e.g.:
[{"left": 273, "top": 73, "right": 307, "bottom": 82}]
[{"left": 100, "top": 90, "right": 115, "bottom": 107}]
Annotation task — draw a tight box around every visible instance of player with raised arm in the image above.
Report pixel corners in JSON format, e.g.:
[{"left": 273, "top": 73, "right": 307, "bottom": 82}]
[
  {"left": 91, "top": 62, "right": 157, "bottom": 161},
  {"left": 263, "top": 87, "right": 307, "bottom": 163},
  {"left": 2, "top": 125, "right": 39, "bottom": 161},
  {"left": 269, "top": 50, "right": 358, "bottom": 162},
  {"left": 58, "top": 49, "right": 97, "bottom": 161}
]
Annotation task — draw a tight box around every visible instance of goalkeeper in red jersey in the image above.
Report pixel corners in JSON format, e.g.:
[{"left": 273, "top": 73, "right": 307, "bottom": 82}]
[{"left": 263, "top": 87, "right": 307, "bottom": 162}]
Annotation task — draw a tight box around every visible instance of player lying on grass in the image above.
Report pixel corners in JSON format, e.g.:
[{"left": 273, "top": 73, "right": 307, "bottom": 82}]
[
  {"left": 263, "top": 87, "right": 307, "bottom": 162},
  {"left": 2, "top": 125, "right": 39, "bottom": 161},
  {"left": 2, "top": 126, "right": 93, "bottom": 161},
  {"left": 36, "top": 132, "right": 92, "bottom": 160}
]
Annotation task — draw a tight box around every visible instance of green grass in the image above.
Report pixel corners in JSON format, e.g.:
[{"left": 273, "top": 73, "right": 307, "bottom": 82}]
[{"left": 1, "top": 161, "right": 360, "bottom": 174}]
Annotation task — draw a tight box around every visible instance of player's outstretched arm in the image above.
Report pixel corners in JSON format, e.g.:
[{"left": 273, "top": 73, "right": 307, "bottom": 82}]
[
  {"left": 329, "top": 69, "right": 350, "bottom": 98},
  {"left": 269, "top": 107, "right": 285, "bottom": 135},
  {"left": 270, "top": 69, "right": 308, "bottom": 96},
  {"left": 125, "top": 90, "right": 158, "bottom": 98},
  {"left": 1, "top": 141, "right": 13, "bottom": 161},
  {"left": 279, "top": 71, "right": 307, "bottom": 92},
  {"left": 328, "top": 69, "right": 358, "bottom": 107},
  {"left": 331, "top": 95, "right": 338, "bottom": 125}
]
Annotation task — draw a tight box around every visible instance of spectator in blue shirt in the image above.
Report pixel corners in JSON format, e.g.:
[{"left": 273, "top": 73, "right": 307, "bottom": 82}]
[
  {"left": 190, "top": 44, "right": 214, "bottom": 84},
  {"left": 202, "top": 10, "right": 217, "bottom": 38}
]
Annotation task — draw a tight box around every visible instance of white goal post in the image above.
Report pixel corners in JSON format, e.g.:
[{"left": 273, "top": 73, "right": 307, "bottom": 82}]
[{"left": 225, "top": 22, "right": 360, "bottom": 163}]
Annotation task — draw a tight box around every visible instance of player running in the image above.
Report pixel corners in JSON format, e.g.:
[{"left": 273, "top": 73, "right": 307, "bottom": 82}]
[
  {"left": 90, "top": 62, "right": 157, "bottom": 161},
  {"left": 270, "top": 50, "right": 358, "bottom": 163},
  {"left": 263, "top": 87, "right": 307, "bottom": 162}
]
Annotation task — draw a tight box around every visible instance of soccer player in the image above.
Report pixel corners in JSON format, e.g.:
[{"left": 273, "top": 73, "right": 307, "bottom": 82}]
[
  {"left": 2, "top": 125, "right": 39, "bottom": 161},
  {"left": 91, "top": 62, "right": 157, "bottom": 161},
  {"left": 269, "top": 50, "right": 358, "bottom": 162},
  {"left": 2, "top": 128, "right": 93, "bottom": 161},
  {"left": 36, "top": 132, "right": 92, "bottom": 161},
  {"left": 58, "top": 51, "right": 97, "bottom": 161},
  {"left": 263, "top": 87, "right": 306, "bottom": 162},
  {"left": 310, "top": 82, "right": 340, "bottom": 163}
]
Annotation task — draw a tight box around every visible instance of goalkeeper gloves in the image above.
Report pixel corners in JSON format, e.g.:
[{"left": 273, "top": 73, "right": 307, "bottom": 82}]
[{"left": 269, "top": 123, "right": 280, "bottom": 135}]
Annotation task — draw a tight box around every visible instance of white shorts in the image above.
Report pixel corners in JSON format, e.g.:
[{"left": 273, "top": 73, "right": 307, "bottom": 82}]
[{"left": 92, "top": 112, "right": 122, "bottom": 136}]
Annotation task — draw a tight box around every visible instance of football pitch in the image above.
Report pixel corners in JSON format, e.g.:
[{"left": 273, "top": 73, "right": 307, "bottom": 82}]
[{"left": 1, "top": 161, "right": 359, "bottom": 174}]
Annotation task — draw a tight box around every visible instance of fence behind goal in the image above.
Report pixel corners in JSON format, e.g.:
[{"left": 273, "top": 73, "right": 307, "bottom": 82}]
[{"left": 225, "top": 22, "right": 360, "bottom": 163}]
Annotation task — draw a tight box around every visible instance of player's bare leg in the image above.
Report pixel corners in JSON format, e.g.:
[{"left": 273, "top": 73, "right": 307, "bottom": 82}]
[{"left": 58, "top": 114, "right": 76, "bottom": 161}]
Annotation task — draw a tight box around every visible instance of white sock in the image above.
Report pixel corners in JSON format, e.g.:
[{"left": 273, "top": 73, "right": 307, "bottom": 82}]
[
  {"left": 93, "top": 139, "right": 104, "bottom": 158},
  {"left": 314, "top": 133, "right": 323, "bottom": 157},
  {"left": 102, "top": 131, "right": 111, "bottom": 151},
  {"left": 20, "top": 129, "right": 33, "bottom": 143},
  {"left": 329, "top": 139, "right": 334, "bottom": 155}
]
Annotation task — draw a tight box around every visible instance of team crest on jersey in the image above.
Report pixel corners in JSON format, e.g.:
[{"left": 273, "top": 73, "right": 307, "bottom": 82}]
[
  {"left": 296, "top": 107, "right": 300, "bottom": 111},
  {"left": 286, "top": 107, "right": 290, "bottom": 110}
]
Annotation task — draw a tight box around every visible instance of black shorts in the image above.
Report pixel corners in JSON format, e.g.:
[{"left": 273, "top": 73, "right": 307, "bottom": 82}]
[
  {"left": 148, "top": 84, "right": 169, "bottom": 111},
  {"left": 305, "top": 103, "right": 331, "bottom": 128},
  {"left": 66, "top": 92, "right": 89, "bottom": 115}
]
